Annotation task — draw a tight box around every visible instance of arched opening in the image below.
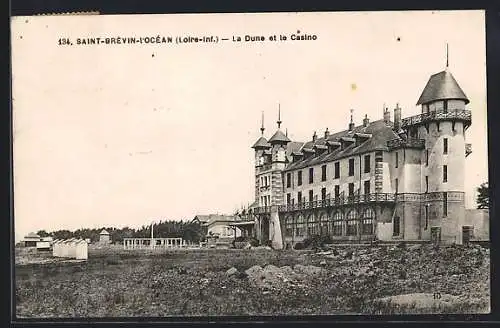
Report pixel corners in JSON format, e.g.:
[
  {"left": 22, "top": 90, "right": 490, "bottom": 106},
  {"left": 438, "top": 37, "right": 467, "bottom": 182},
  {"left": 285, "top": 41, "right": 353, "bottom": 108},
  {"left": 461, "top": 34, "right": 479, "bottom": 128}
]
[
  {"left": 307, "top": 214, "right": 319, "bottom": 236},
  {"left": 320, "top": 213, "right": 329, "bottom": 235},
  {"left": 332, "top": 211, "right": 343, "bottom": 236},
  {"left": 346, "top": 209, "right": 358, "bottom": 236},
  {"left": 361, "top": 207, "right": 375, "bottom": 235},
  {"left": 285, "top": 216, "right": 294, "bottom": 237},
  {"left": 296, "top": 215, "right": 306, "bottom": 237}
]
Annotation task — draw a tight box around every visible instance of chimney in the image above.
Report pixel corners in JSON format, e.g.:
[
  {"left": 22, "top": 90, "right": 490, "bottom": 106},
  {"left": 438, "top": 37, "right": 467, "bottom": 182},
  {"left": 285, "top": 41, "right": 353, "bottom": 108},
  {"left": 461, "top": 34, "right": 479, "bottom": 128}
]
[
  {"left": 394, "top": 103, "right": 402, "bottom": 131},
  {"left": 383, "top": 107, "right": 391, "bottom": 124},
  {"left": 348, "top": 109, "right": 355, "bottom": 131},
  {"left": 324, "top": 128, "right": 330, "bottom": 139},
  {"left": 363, "top": 114, "right": 369, "bottom": 127},
  {"left": 312, "top": 131, "right": 317, "bottom": 142}
]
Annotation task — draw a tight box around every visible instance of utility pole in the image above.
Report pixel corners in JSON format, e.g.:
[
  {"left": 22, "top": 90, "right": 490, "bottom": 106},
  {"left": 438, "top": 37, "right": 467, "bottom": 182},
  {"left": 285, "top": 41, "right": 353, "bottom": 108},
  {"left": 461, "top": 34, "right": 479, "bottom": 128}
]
[{"left": 150, "top": 221, "right": 154, "bottom": 249}]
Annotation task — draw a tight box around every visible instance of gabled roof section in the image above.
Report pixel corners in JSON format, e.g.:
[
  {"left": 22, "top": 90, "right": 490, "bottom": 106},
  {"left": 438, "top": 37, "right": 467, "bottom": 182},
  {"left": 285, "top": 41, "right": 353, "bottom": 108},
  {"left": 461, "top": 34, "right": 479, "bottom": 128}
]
[
  {"left": 25, "top": 232, "right": 40, "bottom": 238},
  {"left": 284, "top": 119, "right": 399, "bottom": 171},
  {"left": 269, "top": 130, "right": 291, "bottom": 144},
  {"left": 251, "top": 136, "right": 271, "bottom": 149},
  {"left": 417, "top": 69, "right": 469, "bottom": 105},
  {"left": 100, "top": 229, "right": 109, "bottom": 235}
]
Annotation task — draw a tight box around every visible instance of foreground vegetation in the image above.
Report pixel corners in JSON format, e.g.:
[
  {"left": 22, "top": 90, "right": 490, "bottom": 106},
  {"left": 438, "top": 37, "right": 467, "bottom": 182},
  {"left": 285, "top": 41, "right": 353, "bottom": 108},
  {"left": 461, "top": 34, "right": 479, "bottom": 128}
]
[{"left": 15, "top": 243, "right": 490, "bottom": 317}]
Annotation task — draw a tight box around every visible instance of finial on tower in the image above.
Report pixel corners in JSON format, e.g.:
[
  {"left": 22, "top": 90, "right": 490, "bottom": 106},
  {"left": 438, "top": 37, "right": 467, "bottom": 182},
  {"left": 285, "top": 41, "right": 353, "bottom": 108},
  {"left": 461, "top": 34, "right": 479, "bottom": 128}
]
[
  {"left": 260, "top": 111, "right": 265, "bottom": 135},
  {"left": 446, "top": 43, "right": 449, "bottom": 68},
  {"left": 350, "top": 108, "right": 354, "bottom": 123},
  {"left": 286, "top": 128, "right": 288, "bottom": 137},
  {"left": 277, "top": 103, "right": 282, "bottom": 129}
]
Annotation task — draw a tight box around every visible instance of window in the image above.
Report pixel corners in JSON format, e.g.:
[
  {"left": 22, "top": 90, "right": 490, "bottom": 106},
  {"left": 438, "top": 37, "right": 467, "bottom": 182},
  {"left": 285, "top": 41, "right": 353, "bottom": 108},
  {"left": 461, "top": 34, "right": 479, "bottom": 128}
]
[
  {"left": 321, "top": 165, "right": 327, "bottom": 181},
  {"left": 321, "top": 187, "right": 327, "bottom": 201},
  {"left": 348, "top": 183, "right": 354, "bottom": 197},
  {"left": 426, "top": 149, "right": 429, "bottom": 166},
  {"left": 425, "top": 176, "right": 429, "bottom": 193},
  {"left": 334, "top": 185, "right": 340, "bottom": 198},
  {"left": 298, "top": 171, "right": 302, "bottom": 186},
  {"left": 307, "top": 215, "right": 319, "bottom": 236},
  {"left": 364, "top": 180, "right": 370, "bottom": 195},
  {"left": 375, "top": 151, "right": 383, "bottom": 162},
  {"left": 443, "top": 192, "right": 448, "bottom": 217},
  {"left": 286, "top": 173, "right": 291, "bottom": 188},
  {"left": 443, "top": 138, "right": 448, "bottom": 154},
  {"left": 333, "top": 212, "right": 343, "bottom": 236},
  {"left": 443, "top": 100, "right": 448, "bottom": 113},
  {"left": 395, "top": 152, "right": 399, "bottom": 168},
  {"left": 285, "top": 217, "right": 294, "bottom": 237},
  {"left": 296, "top": 216, "right": 305, "bottom": 236},
  {"left": 346, "top": 210, "right": 358, "bottom": 236},
  {"left": 286, "top": 193, "right": 291, "bottom": 205},
  {"left": 348, "top": 158, "right": 355, "bottom": 176},
  {"left": 334, "top": 162, "right": 340, "bottom": 179},
  {"left": 361, "top": 208, "right": 375, "bottom": 235},
  {"left": 364, "top": 155, "right": 371, "bottom": 173},
  {"left": 309, "top": 167, "right": 314, "bottom": 184},
  {"left": 393, "top": 216, "right": 400, "bottom": 236},
  {"left": 443, "top": 165, "right": 448, "bottom": 183},
  {"left": 395, "top": 178, "right": 399, "bottom": 194},
  {"left": 298, "top": 191, "right": 302, "bottom": 204},
  {"left": 320, "top": 214, "right": 329, "bottom": 235},
  {"left": 309, "top": 190, "right": 314, "bottom": 203}
]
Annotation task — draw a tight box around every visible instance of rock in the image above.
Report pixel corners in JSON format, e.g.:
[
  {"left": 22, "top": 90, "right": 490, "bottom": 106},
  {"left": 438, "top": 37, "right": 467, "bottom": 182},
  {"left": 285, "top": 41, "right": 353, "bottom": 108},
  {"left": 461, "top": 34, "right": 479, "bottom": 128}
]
[
  {"left": 226, "top": 267, "right": 238, "bottom": 276},
  {"left": 245, "top": 265, "right": 263, "bottom": 275}
]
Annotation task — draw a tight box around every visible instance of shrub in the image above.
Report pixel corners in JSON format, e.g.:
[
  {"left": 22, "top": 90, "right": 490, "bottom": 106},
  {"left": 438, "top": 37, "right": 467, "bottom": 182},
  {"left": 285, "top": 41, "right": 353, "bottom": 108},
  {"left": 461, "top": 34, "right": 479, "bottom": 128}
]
[
  {"left": 294, "top": 242, "right": 305, "bottom": 250},
  {"left": 302, "top": 234, "right": 333, "bottom": 250}
]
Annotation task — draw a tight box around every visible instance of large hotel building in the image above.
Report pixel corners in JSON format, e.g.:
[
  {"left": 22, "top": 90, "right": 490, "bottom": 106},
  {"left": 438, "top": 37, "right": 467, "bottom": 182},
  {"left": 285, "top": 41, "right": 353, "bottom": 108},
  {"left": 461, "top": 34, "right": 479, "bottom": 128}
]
[{"left": 248, "top": 62, "right": 476, "bottom": 249}]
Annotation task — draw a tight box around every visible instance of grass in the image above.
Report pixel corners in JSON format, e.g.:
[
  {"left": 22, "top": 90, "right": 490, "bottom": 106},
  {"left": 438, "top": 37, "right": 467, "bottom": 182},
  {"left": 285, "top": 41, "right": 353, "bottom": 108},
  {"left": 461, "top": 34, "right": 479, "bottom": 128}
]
[{"left": 15, "top": 244, "right": 490, "bottom": 317}]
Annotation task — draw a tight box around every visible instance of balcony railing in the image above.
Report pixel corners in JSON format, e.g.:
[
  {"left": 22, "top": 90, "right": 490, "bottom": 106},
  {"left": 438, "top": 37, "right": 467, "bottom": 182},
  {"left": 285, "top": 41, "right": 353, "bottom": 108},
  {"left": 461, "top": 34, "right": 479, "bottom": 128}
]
[
  {"left": 253, "top": 206, "right": 273, "bottom": 214},
  {"left": 387, "top": 138, "right": 425, "bottom": 150},
  {"left": 401, "top": 109, "right": 471, "bottom": 129},
  {"left": 277, "top": 193, "right": 396, "bottom": 213},
  {"left": 257, "top": 163, "right": 272, "bottom": 172},
  {"left": 259, "top": 185, "right": 270, "bottom": 192}
]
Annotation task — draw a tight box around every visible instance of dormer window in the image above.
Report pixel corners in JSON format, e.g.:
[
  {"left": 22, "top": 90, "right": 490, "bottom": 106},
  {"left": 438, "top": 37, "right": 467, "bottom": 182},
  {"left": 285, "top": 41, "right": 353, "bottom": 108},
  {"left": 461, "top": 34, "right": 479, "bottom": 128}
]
[
  {"left": 327, "top": 140, "right": 341, "bottom": 152},
  {"left": 354, "top": 133, "right": 372, "bottom": 146},
  {"left": 340, "top": 137, "right": 355, "bottom": 150}
]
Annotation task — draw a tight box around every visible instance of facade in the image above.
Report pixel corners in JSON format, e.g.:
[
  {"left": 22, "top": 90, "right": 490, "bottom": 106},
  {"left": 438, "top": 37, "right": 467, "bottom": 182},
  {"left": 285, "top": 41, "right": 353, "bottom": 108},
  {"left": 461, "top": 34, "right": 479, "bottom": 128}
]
[{"left": 250, "top": 64, "right": 478, "bottom": 249}]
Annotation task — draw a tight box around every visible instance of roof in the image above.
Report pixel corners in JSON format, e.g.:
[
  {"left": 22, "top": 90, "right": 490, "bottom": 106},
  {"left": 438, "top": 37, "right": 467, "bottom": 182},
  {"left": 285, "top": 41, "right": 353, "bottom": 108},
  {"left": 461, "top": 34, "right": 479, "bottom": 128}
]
[
  {"left": 251, "top": 136, "right": 271, "bottom": 149},
  {"left": 284, "top": 119, "right": 399, "bottom": 171},
  {"left": 228, "top": 221, "right": 256, "bottom": 226},
  {"left": 25, "top": 232, "right": 40, "bottom": 239},
  {"left": 268, "top": 129, "right": 291, "bottom": 144},
  {"left": 100, "top": 229, "right": 109, "bottom": 235},
  {"left": 193, "top": 214, "right": 238, "bottom": 226},
  {"left": 416, "top": 69, "right": 469, "bottom": 105}
]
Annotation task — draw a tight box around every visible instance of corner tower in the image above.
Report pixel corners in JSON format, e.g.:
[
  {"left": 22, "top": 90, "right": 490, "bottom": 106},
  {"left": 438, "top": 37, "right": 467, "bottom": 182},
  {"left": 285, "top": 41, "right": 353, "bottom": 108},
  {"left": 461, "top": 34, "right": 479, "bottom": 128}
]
[{"left": 403, "top": 52, "right": 472, "bottom": 243}]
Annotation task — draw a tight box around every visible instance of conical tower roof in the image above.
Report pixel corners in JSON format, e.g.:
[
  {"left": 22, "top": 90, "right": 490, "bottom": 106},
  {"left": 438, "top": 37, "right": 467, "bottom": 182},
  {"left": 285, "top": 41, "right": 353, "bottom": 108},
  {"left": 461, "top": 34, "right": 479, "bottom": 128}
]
[
  {"left": 252, "top": 136, "right": 271, "bottom": 149},
  {"left": 417, "top": 69, "right": 469, "bottom": 105},
  {"left": 269, "top": 130, "right": 291, "bottom": 144}
]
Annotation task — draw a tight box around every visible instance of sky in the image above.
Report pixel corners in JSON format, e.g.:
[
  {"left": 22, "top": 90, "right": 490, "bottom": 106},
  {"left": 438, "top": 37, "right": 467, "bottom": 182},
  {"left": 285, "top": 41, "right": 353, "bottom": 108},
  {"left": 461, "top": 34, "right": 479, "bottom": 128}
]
[{"left": 11, "top": 10, "right": 487, "bottom": 241}]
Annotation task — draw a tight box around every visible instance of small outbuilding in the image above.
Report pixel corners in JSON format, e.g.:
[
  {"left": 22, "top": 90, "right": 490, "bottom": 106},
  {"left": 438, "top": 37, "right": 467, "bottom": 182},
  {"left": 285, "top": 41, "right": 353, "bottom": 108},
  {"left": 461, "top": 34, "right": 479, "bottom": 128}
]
[
  {"left": 99, "top": 229, "right": 111, "bottom": 244},
  {"left": 23, "top": 232, "right": 41, "bottom": 247},
  {"left": 36, "top": 241, "right": 51, "bottom": 251}
]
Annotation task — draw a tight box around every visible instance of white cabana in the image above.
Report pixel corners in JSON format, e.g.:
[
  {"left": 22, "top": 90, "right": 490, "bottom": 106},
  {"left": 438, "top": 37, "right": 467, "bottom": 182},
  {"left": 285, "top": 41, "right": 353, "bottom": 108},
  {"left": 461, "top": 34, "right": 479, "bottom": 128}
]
[{"left": 75, "top": 239, "right": 88, "bottom": 260}]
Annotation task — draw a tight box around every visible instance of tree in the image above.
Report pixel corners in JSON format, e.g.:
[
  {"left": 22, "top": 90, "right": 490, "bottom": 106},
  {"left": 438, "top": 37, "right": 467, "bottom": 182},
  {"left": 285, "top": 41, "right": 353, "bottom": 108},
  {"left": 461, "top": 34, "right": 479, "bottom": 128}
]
[
  {"left": 476, "top": 182, "right": 489, "bottom": 210},
  {"left": 36, "top": 230, "right": 51, "bottom": 237}
]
